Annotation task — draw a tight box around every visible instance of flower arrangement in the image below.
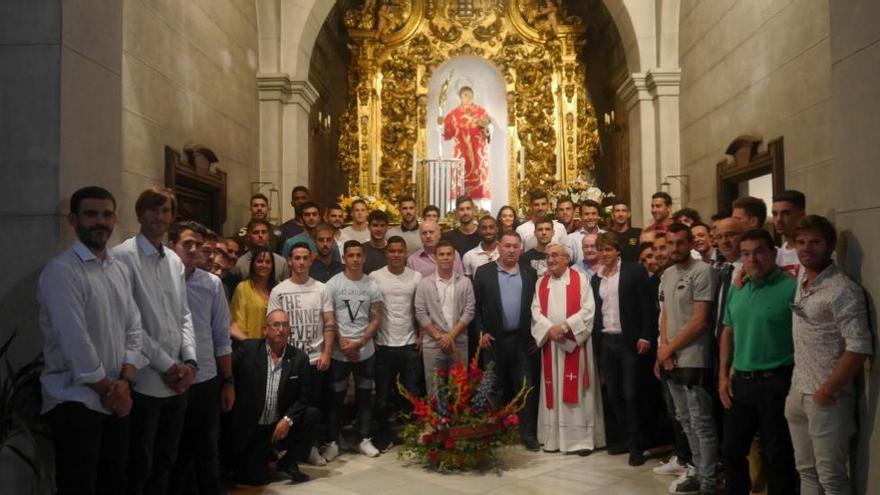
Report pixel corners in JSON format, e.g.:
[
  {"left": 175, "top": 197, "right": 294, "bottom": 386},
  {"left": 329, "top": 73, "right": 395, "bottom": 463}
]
[
  {"left": 546, "top": 174, "right": 612, "bottom": 207},
  {"left": 337, "top": 195, "right": 402, "bottom": 223},
  {"left": 397, "top": 354, "right": 530, "bottom": 473}
]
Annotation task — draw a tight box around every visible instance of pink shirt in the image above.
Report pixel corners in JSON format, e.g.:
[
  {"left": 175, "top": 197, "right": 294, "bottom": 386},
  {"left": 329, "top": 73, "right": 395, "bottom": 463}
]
[{"left": 406, "top": 248, "right": 464, "bottom": 277}]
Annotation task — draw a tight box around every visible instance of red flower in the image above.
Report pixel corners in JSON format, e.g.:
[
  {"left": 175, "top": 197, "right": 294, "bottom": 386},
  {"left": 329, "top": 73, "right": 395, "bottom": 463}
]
[
  {"left": 503, "top": 414, "right": 520, "bottom": 427},
  {"left": 437, "top": 368, "right": 447, "bottom": 378},
  {"left": 444, "top": 437, "right": 456, "bottom": 449},
  {"left": 427, "top": 449, "right": 439, "bottom": 462},
  {"left": 421, "top": 434, "right": 433, "bottom": 444}
]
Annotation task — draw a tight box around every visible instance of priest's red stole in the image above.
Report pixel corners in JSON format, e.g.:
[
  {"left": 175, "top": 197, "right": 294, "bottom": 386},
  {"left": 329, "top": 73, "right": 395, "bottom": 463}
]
[{"left": 538, "top": 269, "right": 590, "bottom": 409}]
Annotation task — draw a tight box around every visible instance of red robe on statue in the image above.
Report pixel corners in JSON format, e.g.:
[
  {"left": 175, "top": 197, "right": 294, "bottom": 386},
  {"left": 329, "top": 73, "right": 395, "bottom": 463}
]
[{"left": 442, "top": 103, "right": 491, "bottom": 200}]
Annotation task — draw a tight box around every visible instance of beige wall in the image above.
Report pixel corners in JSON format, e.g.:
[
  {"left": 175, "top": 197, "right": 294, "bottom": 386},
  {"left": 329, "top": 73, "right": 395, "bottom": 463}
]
[
  {"left": 120, "top": 0, "right": 260, "bottom": 237},
  {"left": 680, "top": 0, "right": 880, "bottom": 492},
  {"left": 679, "top": 0, "right": 833, "bottom": 216}
]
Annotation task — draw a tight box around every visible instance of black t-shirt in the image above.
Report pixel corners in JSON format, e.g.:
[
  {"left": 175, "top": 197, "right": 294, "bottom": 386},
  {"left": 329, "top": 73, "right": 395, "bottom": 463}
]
[
  {"left": 616, "top": 227, "right": 642, "bottom": 262},
  {"left": 310, "top": 258, "right": 344, "bottom": 283},
  {"left": 442, "top": 228, "right": 481, "bottom": 258},
  {"left": 361, "top": 241, "right": 388, "bottom": 274},
  {"left": 520, "top": 248, "right": 548, "bottom": 276}
]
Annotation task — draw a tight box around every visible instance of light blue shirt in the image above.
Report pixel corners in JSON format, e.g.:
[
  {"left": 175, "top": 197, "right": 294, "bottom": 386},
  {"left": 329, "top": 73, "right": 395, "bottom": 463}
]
[
  {"left": 185, "top": 269, "right": 232, "bottom": 383},
  {"left": 38, "top": 241, "right": 148, "bottom": 414},
  {"left": 113, "top": 234, "right": 196, "bottom": 397},
  {"left": 495, "top": 262, "right": 523, "bottom": 331}
]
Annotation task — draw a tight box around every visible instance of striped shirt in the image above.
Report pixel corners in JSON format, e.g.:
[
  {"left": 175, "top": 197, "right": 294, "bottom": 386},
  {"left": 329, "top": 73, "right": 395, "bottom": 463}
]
[{"left": 258, "top": 345, "right": 287, "bottom": 425}]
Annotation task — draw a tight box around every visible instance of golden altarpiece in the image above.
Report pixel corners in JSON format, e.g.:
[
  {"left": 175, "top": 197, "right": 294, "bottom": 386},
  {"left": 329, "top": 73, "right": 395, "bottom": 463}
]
[{"left": 338, "top": 0, "right": 600, "bottom": 209}]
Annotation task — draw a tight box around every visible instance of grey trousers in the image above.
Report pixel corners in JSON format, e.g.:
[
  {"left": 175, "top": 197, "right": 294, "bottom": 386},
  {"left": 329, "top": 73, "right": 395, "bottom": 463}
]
[
  {"left": 785, "top": 390, "right": 857, "bottom": 495},
  {"left": 422, "top": 339, "right": 468, "bottom": 397}
]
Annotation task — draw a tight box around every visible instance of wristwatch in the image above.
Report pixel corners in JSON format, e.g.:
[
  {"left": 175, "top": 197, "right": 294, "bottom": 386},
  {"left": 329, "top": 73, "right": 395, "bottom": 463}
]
[
  {"left": 184, "top": 359, "right": 199, "bottom": 370},
  {"left": 283, "top": 416, "right": 293, "bottom": 426}
]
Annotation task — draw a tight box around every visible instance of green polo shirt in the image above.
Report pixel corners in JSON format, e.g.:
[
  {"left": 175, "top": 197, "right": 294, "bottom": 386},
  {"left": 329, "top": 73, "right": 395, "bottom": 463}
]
[{"left": 723, "top": 267, "right": 796, "bottom": 372}]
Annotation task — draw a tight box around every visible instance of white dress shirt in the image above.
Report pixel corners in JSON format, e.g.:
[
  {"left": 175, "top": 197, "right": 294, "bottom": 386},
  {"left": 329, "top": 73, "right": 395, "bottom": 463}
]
[
  {"left": 462, "top": 243, "right": 500, "bottom": 276},
  {"left": 435, "top": 275, "right": 456, "bottom": 330},
  {"left": 38, "top": 241, "right": 148, "bottom": 414},
  {"left": 185, "top": 269, "right": 233, "bottom": 383},
  {"left": 113, "top": 234, "right": 197, "bottom": 398},
  {"left": 598, "top": 262, "right": 622, "bottom": 334},
  {"left": 516, "top": 219, "right": 568, "bottom": 251}
]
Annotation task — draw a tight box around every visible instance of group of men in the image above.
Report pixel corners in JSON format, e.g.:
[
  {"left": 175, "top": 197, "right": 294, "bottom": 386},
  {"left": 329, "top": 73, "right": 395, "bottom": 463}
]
[{"left": 39, "top": 182, "right": 871, "bottom": 495}]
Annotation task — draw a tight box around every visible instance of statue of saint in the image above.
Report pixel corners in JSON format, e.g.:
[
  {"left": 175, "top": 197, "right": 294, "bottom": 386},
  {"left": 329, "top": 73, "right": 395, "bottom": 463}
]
[{"left": 438, "top": 86, "right": 492, "bottom": 201}]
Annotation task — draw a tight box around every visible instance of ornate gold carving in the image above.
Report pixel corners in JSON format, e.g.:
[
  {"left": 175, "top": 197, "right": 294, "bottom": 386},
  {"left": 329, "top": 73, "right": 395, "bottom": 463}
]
[{"left": 337, "top": 0, "right": 599, "bottom": 201}]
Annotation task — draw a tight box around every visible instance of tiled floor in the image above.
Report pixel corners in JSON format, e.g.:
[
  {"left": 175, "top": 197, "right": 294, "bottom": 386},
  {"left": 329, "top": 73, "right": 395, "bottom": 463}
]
[{"left": 230, "top": 446, "right": 677, "bottom": 494}]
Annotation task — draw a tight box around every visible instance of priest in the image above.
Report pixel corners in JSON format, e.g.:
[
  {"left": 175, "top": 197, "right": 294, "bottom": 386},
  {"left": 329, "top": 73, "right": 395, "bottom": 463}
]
[{"left": 530, "top": 243, "right": 605, "bottom": 455}]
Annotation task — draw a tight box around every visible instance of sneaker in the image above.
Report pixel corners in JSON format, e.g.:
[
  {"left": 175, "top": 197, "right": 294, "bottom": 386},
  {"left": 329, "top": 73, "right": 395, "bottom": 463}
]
[
  {"left": 320, "top": 441, "right": 339, "bottom": 462},
  {"left": 668, "top": 466, "right": 699, "bottom": 495},
  {"left": 654, "top": 455, "right": 688, "bottom": 476},
  {"left": 358, "top": 438, "right": 380, "bottom": 457},
  {"left": 308, "top": 446, "right": 327, "bottom": 466}
]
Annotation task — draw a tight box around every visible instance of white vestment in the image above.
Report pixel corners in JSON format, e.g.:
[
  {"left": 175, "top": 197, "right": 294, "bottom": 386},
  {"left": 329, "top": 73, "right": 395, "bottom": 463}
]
[{"left": 530, "top": 269, "right": 605, "bottom": 452}]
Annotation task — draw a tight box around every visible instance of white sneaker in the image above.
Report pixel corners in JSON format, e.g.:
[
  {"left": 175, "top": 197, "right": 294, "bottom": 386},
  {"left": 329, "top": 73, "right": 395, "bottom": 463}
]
[
  {"left": 653, "top": 455, "right": 688, "bottom": 476},
  {"left": 667, "top": 466, "right": 699, "bottom": 495},
  {"left": 320, "top": 441, "right": 339, "bottom": 462},
  {"left": 358, "top": 437, "right": 380, "bottom": 457},
  {"left": 308, "top": 446, "right": 327, "bottom": 466}
]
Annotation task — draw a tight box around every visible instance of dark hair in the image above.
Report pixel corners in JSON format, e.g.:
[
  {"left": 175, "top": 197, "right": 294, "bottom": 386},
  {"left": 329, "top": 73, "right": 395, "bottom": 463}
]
[
  {"left": 368, "top": 209, "right": 389, "bottom": 224},
  {"left": 651, "top": 191, "right": 672, "bottom": 206},
  {"left": 673, "top": 207, "right": 702, "bottom": 224},
  {"left": 250, "top": 193, "right": 269, "bottom": 205},
  {"left": 555, "top": 196, "right": 575, "bottom": 209},
  {"left": 638, "top": 242, "right": 654, "bottom": 256},
  {"left": 386, "top": 235, "right": 407, "bottom": 249},
  {"left": 690, "top": 221, "right": 711, "bottom": 233},
  {"left": 792, "top": 215, "right": 837, "bottom": 250},
  {"left": 246, "top": 218, "right": 271, "bottom": 233},
  {"left": 435, "top": 239, "right": 455, "bottom": 253},
  {"left": 343, "top": 240, "right": 363, "bottom": 255},
  {"left": 739, "top": 228, "right": 776, "bottom": 250},
  {"left": 422, "top": 205, "right": 441, "bottom": 217},
  {"left": 459, "top": 86, "right": 473, "bottom": 96},
  {"left": 204, "top": 228, "right": 218, "bottom": 243},
  {"left": 711, "top": 211, "right": 731, "bottom": 222},
  {"left": 579, "top": 199, "right": 601, "bottom": 211},
  {"left": 288, "top": 242, "right": 312, "bottom": 256},
  {"left": 610, "top": 198, "right": 630, "bottom": 209},
  {"left": 455, "top": 195, "right": 474, "bottom": 208},
  {"left": 248, "top": 246, "right": 277, "bottom": 290},
  {"left": 596, "top": 231, "right": 620, "bottom": 251},
  {"left": 772, "top": 190, "right": 805, "bottom": 210},
  {"left": 533, "top": 215, "right": 554, "bottom": 228},
  {"left": 291, "top": 185, "right": 309, "bottom": 199},
  {"left": 732, "top": 196, "right": 767, "bottom": 225},
  {"left": 666, "top": 222, "right": 694, "bottom": 241},
  {"left": 135, "top": 187, "right": 176, "bottom": 217},
  {"left": 529, "top": 190, "right": 548, "bottom": 203},
  {"left": 496, "top": 205, "right": 520, "bottom": 232},
  {"left": 500, "top": 231, "right": 523, "bottom": 244},
  {"left": 168, "top": 220, "right": 207, "bottom": 243},
  {"left": 398, "top": 195, "right": 416, "bottom": 206},
  {"left": 70, "top": 186, "right": 116, "bottom": 214},
  {"left": 478, "top": 215, "right": 496, "bottom": 225},
  {"left": 299, "top": 201, "right": 319, "bottom": 214},
  {"left": 326, "top": 203, "right": 344, "bottom": 213}
]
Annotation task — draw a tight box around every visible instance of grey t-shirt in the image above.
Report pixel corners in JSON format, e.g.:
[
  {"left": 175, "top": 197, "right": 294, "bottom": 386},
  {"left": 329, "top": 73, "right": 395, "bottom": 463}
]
[
  {"left": 325, "top": 272, "right": 383, "bottom": 362},
  {"left": 660, "top": 259, "right": 716, "bottom": 368}
]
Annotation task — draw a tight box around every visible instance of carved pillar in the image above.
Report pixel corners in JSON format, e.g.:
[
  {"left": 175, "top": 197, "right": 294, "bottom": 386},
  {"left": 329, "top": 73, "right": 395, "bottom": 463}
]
[
  {"left": 257, "top": 73, "right": 319, "bottom": 219},
  {"left": 618, "top": 73, "right": 655, "bottom": 227},
  {"left": 648, "top": 69, "right": 683, "bottom": 206}
]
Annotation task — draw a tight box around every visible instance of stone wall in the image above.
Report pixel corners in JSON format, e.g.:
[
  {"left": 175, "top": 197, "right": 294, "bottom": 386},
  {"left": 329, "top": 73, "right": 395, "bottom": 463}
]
[
  {"left": 120, "top": 0, "right": 260, "bottom": 237},
  {"left": 679, "top": 0, "right": 833, "bottom": 215}
]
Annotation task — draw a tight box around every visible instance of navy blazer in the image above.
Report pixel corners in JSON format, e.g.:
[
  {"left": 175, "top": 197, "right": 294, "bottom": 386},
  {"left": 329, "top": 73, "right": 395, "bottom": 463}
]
[
  {"left": 590, "top": 261, "right": 657, "bottom": 352},
  {"left": 232, "top": 339, "right": 311, "bottom": 451},
  {"left": 472, "top": 261, "right": 538, "bottom": 346}
]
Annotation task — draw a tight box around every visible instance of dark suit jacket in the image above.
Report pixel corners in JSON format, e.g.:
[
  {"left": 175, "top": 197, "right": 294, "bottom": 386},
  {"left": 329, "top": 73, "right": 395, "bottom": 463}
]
[
  {"left": 590, "top": 261, "right": 657, "bottom": 352},
  {"left": 473, "top": 261, "right": 538, "bottom": 347},
  {"left": 232, "top": 339, "right": 311, "bottom": 451}
]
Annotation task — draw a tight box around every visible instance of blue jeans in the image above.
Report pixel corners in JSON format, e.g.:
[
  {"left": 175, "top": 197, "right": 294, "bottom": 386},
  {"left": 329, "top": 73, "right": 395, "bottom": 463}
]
[{"left": 668, "top": 379, "right": 718, "bottom": 491}]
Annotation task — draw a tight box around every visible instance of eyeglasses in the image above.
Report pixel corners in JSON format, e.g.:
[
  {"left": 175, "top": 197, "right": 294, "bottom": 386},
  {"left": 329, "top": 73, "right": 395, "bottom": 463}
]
[{"left": 267, "top": 322, "right": 290, "bottom": 330}]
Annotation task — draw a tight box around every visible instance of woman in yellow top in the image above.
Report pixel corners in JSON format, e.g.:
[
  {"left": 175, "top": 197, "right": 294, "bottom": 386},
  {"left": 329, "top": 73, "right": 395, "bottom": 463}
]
[{"left": 230, "top": 246, "right": 277, "bottom": 340}]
